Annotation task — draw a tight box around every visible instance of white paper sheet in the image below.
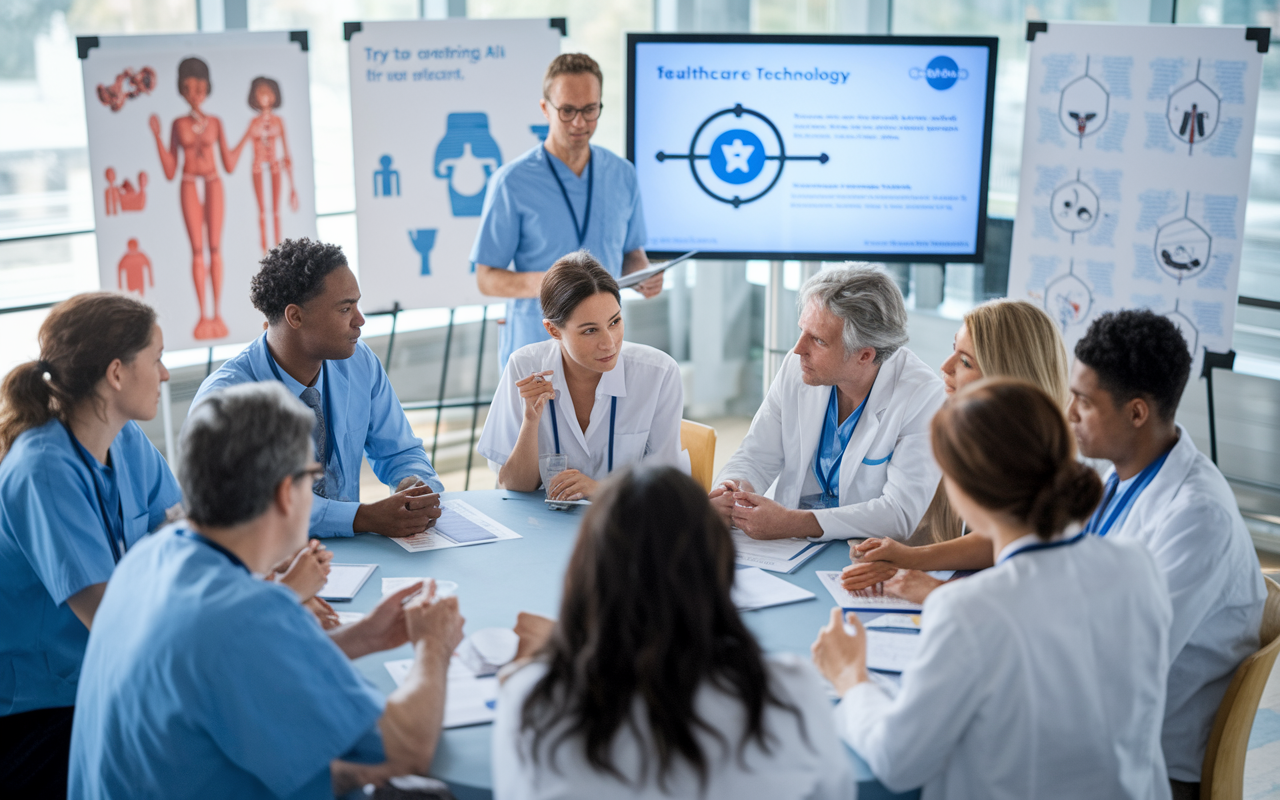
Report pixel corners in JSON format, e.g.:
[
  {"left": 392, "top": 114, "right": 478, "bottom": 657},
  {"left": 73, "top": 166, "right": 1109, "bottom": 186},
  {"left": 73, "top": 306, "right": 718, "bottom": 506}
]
[
  {"left": 731, "top": 530, "right": 828, "bottom": 573},
  {"left": 384, "top": 655, "right": 499, "bottom": 728},
  {"left": 731, "top": 567, "right": 816, "bottom": 611},
  {"left": 863, "top": 629, "right": 923, "bottom": 674},
  {"left": 816, "top": 570, "right": 924, "bottom": 613},
  {"left": 317, "top": 564, "right": 377, "bottom": 601},
  {"left": 335, "top": 612, "right": 365, "bottom": 626},
  {"left": 392, "top": 499, "right": 522, "bottom": 553}
]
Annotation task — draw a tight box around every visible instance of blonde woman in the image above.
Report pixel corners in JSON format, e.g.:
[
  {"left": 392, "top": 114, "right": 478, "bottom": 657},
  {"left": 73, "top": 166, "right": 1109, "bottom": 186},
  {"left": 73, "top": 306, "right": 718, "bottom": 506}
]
[{"left": 841, "top": 300, "right": 1070, "bottom": 601}]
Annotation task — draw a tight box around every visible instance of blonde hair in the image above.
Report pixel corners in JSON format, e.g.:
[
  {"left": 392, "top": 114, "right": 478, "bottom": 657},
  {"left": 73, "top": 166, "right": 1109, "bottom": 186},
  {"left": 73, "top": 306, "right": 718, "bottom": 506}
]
[{"left": 913, "top": 299, "right": 1072, "bottom": 544}]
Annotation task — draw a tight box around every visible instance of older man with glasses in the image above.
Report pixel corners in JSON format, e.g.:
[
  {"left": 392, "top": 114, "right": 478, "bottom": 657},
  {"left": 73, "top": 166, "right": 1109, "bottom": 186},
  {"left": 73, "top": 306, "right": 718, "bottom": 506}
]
[{"left": 472, "top": 53, "right": 661, "bottom": 370}]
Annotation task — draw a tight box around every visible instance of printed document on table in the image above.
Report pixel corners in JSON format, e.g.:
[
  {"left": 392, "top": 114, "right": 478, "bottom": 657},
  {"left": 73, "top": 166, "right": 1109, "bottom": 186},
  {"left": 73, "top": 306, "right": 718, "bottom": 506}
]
[
  {"left": 392, "top": 499, "right": 522, "bottom": 553},
  {"left": 863, "top": 629, "right": 922, "bottom": 674},
  {"left": 732, "top": 530, "right": 828, "bottom": 573},
  {"left": 816, "top": 570, "right": 924, "bottom": 613},
  {"left": 731, "top": 567, "right": 816, "bottom": 611},
  {"left": 317, "top": 564, "right": 377, "bottom": 601},
  {"left": 385, "top": 655, "right": 498, "bottom": 728}
]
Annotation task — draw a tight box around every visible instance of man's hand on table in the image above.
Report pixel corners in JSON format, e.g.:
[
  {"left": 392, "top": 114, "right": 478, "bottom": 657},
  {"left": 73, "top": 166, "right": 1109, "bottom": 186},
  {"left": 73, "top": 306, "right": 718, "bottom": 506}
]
[
  {"left": 709, "top": 479, "right": 751, "bottom": 526},
  {"left": 730, "top": 491, "right": 821, "bottom": 540},
  {"left": 354, "top": 483, "right": 442, "bottom": 538}
]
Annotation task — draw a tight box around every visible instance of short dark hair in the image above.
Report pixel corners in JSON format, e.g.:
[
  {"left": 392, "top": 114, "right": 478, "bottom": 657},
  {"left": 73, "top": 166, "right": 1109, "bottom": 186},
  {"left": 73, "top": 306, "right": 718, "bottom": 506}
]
[
  {"left": 250, "top": 238, "right": 348, "bottom": 324},
  {"left": 543, "top": 53, "right": 603, "bottom": 98},
  {"left": 540, "top": 250, "right": 620, "bottom": 327},
  {"left": 1074, "top": 309, "right": 1191, "bottom": 421},
  {"left": 248, "top": 76, "right": 281, "bottom": 110},
  {"left": 177, "top": 57, "right": 210, "bottom": 94}
]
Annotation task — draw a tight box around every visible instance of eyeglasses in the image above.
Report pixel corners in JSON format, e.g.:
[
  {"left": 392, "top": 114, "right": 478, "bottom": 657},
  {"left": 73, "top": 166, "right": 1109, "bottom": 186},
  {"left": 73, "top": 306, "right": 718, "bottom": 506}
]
[
  {"left": 292, "top": 465, "right": 325, "bottom": 483},
  {"left": 545, "top": 99, "right": 602, "bottom": 122}
]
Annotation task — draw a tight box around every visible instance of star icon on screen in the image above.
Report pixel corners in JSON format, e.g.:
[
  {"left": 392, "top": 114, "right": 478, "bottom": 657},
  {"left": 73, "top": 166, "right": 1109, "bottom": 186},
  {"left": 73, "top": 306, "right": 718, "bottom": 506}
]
[{"left": 721, "top": 139, "right": 755, "bottom": 173}]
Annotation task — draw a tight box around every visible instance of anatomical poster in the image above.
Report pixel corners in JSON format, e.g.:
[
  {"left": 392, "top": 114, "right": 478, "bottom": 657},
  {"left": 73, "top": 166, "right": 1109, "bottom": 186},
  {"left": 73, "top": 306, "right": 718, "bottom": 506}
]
[
  {"left": 80, "top": 31, "right": 316, "bottom": 351},
  {"left": 347, "top": 18, "right": 562, "bottom": 312},
  {"left": 1007, "top": 22, "right": 1265, "bottom": 368}
]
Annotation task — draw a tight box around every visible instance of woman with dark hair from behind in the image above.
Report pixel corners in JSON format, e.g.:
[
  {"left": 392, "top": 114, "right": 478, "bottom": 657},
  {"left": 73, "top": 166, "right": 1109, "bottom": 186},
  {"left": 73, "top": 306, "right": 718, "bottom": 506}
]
[
  {"left": 477, "top": 250, "right": 684, "bottom": 502},
  {"left": 493, "top": 465, "right": 853, "bottom": 799},
  {"left": 0, "top": 293, "right": 182, "bottom": 795},
  {"left": 812, "top": 378, "right": 1173, "bottom": 799}
]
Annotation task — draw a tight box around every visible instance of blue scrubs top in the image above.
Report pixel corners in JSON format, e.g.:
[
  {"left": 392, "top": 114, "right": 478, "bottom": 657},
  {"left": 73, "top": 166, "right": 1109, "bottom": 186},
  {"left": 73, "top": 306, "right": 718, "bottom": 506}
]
[
  {"left": 470, "top": 144, "right": 648, "bottom": 369},
  {"left": 0, "top": 418, "right": 180, "bottom": 716},
  {"left": 192, "top": 334, "right": 444, "bottom": 538},
  {"left": 801, "top": 387, "right": 870, "bottom": 511},
  {"left": 69, "top": 526, "right": 385, "bottom": 800}
]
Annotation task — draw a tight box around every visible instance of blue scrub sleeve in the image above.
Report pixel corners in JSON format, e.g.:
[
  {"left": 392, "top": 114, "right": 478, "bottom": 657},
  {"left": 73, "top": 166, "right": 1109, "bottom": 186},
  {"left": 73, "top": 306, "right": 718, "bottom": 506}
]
[
  {"left": 141, "top": 439, "right": 182, "bottom": 530},
  {"left": 623, "top": 172, "right": 648, "bottom": 254},
  {"left": 197, "top": 588, "right": 385, "bottom": 798},
  {"left": 11, "top": 454, "right": 119, "bottom": 605},
  {"left": 470, "top": 173, "right": 521, "bottom": 269}
]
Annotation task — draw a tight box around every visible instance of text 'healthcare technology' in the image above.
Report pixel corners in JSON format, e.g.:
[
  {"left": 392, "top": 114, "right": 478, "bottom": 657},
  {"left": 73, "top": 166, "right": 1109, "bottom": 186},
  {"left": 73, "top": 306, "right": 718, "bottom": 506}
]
[{"left": 656, "top": 66, "right": 851, "bottom": 85}]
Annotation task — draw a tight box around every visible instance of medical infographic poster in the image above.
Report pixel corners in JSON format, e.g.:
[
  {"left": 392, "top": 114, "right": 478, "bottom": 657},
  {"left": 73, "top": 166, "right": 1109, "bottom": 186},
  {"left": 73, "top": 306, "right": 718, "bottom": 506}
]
[
  {"left": 80, "top": 31, "right": 317, "bottom": 351},
  {"left": 347, "top": 19, "right": 562, "bottom": 312},
  {"left": 628, "top": 34, "right": 997, "bottom": 261},
  {"left": 1007, "top": 22, "right": 1265, "bottom": 366}
]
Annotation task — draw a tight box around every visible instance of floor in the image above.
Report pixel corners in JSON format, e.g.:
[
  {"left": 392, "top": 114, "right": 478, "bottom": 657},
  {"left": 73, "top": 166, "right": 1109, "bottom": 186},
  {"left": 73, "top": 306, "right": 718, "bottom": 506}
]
[{"left": 359, "top": 415, "right": 1280, "bottom": 797}]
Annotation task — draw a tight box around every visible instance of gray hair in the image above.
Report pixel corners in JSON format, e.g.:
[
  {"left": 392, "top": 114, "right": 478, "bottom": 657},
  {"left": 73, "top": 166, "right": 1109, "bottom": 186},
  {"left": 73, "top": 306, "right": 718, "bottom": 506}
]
[
  {"left": 179, "top": 382, "right": 314, "bottom": 528},
  {"left": 798, "top": 266, "right": 909, "bottom": 364}
]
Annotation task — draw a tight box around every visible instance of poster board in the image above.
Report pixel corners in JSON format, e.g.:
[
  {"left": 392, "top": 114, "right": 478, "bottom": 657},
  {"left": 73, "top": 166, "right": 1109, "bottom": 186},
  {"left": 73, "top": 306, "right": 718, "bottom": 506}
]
[
  {"left": 79, "top": 31, "right": 317, "bottom": 352},
  {"left": 1006, "top": 23, "right": 1266, "bottom": 370},
  {"left": 346, "top": 18, "right": 563, "bottom": 312}
]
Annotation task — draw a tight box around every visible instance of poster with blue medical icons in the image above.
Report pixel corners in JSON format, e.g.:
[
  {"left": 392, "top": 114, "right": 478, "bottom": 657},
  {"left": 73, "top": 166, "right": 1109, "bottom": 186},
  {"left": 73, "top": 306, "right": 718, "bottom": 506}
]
[
  {"left": 347, "top": 18, "right": 562, "bottom": 312},
  {"left": 1007, "top": 22, "right": 1265, "bottom": 370}
]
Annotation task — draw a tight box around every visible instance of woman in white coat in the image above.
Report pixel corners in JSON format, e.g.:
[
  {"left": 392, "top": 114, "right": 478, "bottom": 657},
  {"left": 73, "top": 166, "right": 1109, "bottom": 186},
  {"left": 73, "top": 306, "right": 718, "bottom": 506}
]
[
  {"left": 812, "top": 378, "right": 1173, "bottom": 800},
  {"left": 493, "top": 465, "right": 853, "bottom": 800},
  {"left": 477, "top": 251, "right": 683, "bottom": 501}
]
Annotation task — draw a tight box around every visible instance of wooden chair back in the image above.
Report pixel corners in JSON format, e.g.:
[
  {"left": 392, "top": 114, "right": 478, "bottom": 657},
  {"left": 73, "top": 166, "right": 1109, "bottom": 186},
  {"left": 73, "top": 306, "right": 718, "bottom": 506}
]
[{"left": 680, "top": 419, "right": 717, "bottom": 492}]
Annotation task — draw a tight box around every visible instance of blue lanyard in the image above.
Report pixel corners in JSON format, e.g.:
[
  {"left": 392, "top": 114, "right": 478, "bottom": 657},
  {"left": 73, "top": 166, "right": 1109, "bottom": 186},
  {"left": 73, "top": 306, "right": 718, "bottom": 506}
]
[
  {"left": 548, "top": 396, "right": 617, "bottom": 473},
  {"left": 813, "top": 386, "right": 871, "bottom": 498},
  {"left": 61, "top": 421, "right": 125, "bottom": 564},
  {"left": 177, "top": 529, "right": 249, "bottom": 573},
  {"left": 998, "top": 531, "right": 1087, "bottom": 565},
  {"left": 1084, "top": 448, "right": 1172, "bottom": 537},
  {"left": 545, "top": 148, "right": 593, "bottom": 248},
  {"left": 266, "top": 352, "right": 338, "bottom": 477}
]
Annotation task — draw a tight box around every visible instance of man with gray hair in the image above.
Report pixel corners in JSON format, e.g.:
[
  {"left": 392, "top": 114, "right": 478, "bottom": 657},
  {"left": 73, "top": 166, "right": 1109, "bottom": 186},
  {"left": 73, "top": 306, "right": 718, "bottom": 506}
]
[
  {"left": 70, "top": 382, "right": 464, "bottom": 799},
  {"left": 711, "top": 267, "right": 945, "bottom": 541}
]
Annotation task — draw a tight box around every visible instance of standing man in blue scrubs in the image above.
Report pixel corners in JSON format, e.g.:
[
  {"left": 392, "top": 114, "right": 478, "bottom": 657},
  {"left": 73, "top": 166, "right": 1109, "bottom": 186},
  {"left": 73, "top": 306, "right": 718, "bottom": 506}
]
[
  {"left": 70, "top": 382, "right": 465, "bottom": 799},
  {"left": 472, "top": 53, "right": 661, "bottom": 370},
  {"left": 0, "top": 293, "right": 181, "bottom": 796},
  {"left": 192, "top": 237, "right": 444, "bottom": 539}
]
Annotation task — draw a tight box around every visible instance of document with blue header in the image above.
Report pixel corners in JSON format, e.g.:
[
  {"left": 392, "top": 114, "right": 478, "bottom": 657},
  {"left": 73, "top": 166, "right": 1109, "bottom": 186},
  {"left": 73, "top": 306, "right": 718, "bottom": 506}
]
[{"left": 732, "top": 529, "right": 828, "bottom": 573}]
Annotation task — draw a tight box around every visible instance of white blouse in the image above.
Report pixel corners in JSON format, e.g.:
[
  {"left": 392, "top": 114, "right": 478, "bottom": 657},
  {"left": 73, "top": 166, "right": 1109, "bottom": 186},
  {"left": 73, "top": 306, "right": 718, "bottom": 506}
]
[
  {"left": 492, "top": 654, "right": 856, "bottom": 800},
  {"left": 478, "top": 339, "right": 684, "bottom": 484}
]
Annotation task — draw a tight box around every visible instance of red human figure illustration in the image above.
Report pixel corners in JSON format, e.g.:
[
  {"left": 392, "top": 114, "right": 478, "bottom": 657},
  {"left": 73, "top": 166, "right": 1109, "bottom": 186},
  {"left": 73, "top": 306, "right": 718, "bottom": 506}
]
[
  {"left": 118, "top": 239, "right": 154, "bottom": 296},
  {"left": 148, "top": 56, "right": 244, "bottom": 340},
  {"left": 118, "top": 172, "right": 148, "bottom": 212},
  {"left": 104, "top": 167, "right": 121, "bottom": 215},
  {"left": 235, "top": 77, "right": 298, "bottom": 254}
]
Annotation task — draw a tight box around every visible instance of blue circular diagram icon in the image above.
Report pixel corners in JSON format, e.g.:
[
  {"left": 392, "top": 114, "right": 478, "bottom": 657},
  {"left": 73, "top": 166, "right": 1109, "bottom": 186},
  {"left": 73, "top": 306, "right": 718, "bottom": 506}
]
[
  {"left": 925, "top": 56, "right": 960, "bottom": 90},
  {"left": 709, "top": 129, "right": 766, "bottom": 184}
]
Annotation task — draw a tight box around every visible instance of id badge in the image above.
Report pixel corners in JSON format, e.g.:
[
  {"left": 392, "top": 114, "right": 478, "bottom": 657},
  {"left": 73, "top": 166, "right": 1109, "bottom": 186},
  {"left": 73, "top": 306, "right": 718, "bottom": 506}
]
[{"left": 798, "top": 492, "right": 840, "bottom": 510}]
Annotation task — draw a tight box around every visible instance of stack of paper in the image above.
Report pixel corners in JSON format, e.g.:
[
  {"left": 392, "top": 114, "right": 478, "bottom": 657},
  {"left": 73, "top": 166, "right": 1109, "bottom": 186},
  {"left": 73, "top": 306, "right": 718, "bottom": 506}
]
[
  {"left": 317, "top": 564, "right": 377, "bottom": 601},
  {"left": 816, "top": 571, "right": 924, "bottom": 613},
  {"left": 392, "top": 500, "right": 523, "bottom": 553},
  {"left": 731, "top": 567, "right": 816, "bottom": 611},
  {"left": 731, "top": 530, "right": 828, "bottom": 573},
  {"left": 385, "top": 655, "right": 498, "bottom": 729}
]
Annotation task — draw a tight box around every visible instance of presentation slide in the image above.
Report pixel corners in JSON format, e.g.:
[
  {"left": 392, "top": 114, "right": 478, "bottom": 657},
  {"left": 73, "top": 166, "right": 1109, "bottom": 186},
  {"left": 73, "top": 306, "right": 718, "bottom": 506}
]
[{"left": 628, "top": 35, "right": 996, "bottom": 261}]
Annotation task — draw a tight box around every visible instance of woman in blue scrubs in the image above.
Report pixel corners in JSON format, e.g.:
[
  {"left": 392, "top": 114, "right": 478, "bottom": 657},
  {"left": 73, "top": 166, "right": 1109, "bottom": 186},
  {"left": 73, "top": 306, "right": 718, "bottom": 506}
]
[{"left": 0, "top": 293, "right": 180, "bottom": 795}]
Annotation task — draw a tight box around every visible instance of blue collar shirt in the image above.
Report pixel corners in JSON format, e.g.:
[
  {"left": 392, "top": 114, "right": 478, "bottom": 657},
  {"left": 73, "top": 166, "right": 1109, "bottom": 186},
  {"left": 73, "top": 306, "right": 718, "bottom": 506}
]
[{"left": 191, "top": 333, "right": 443, "bottom": 538}]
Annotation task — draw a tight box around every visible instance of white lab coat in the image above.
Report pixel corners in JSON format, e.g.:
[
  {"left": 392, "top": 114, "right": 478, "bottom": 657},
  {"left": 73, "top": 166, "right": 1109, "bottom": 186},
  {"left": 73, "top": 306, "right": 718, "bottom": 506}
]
[
  {"left": 478, "top": 339, "right": 684, "bottom": 483},
  {"left": 716, "top": 347, "right": 945, "bottom": 541},
  {"left": 1109, "top": 425, "right": 1266, "bottom": 782},
  {"left": 837, "top": 533, "right": 1173, "bottom": 800},
  {"left": 492, "top": 654, "right": 856, "bottom": 800}
]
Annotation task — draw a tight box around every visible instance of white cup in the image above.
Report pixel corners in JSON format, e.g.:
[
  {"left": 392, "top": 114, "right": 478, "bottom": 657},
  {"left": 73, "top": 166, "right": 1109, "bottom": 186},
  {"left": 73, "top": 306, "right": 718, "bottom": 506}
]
[{"left": 431, "top": 580, "right": 458, "bottom": 600}]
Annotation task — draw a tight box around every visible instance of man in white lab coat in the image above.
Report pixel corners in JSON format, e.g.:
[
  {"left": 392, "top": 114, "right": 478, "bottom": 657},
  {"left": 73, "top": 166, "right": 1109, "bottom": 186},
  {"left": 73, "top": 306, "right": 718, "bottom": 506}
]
[
  {"left": 1070, "top": 309, "right": 1266, "bottom": 800},
  {"left": 711, "top": 267, "right": 946, "bottom": 541}
]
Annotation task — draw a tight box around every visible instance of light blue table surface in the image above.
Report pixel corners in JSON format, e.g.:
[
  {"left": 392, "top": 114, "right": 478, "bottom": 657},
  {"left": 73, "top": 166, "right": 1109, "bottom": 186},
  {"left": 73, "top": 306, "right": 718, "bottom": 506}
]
[{"left": 327, "top": 490, "right": 920, "bottom": 800}]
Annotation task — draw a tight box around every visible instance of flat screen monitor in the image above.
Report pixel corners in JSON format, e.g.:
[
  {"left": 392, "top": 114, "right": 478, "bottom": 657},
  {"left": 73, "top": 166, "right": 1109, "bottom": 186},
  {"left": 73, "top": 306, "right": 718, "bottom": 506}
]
[{"left": 627, "top": 33, "right": 998, "bottom": 262}]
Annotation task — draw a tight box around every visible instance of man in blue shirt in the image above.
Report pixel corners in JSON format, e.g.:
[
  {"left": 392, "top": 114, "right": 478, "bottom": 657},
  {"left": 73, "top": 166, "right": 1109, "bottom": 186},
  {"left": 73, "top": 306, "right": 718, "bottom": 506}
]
[
  {"left": 70, "top": 382, "right": 465, "bottom": 800},
  {"left": 192, "top": 238, "right": 444, "bottom": 539},
  {"left": 472, "top": 53, "right": 661, "bottom": 369}
]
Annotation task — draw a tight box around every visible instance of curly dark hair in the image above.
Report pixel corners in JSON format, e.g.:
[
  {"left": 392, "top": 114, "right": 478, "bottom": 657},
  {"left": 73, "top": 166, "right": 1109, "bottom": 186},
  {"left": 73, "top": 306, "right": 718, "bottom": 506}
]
[
  {"left": 250, "top": 238, "right": 348, "bottom": 324},
  {"left": 1074, "top": 309, "right": 1191, "bottom": 422}
]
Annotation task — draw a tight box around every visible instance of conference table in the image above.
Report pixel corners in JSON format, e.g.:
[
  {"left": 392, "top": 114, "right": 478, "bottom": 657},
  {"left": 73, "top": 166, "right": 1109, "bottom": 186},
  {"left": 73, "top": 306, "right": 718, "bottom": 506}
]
[{"left": 328, "top": 490, "right": 922, "bottom": 800}]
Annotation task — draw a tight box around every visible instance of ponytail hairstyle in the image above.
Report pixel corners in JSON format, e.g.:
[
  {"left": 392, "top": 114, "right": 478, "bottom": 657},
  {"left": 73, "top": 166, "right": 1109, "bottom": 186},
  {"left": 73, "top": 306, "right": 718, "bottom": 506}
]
[
  {"left": 0, "top": 293, "right": 156, "bottom": 458},
  {"left": 931, "top": 378, "right": 1102, "bottom": 540}
]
